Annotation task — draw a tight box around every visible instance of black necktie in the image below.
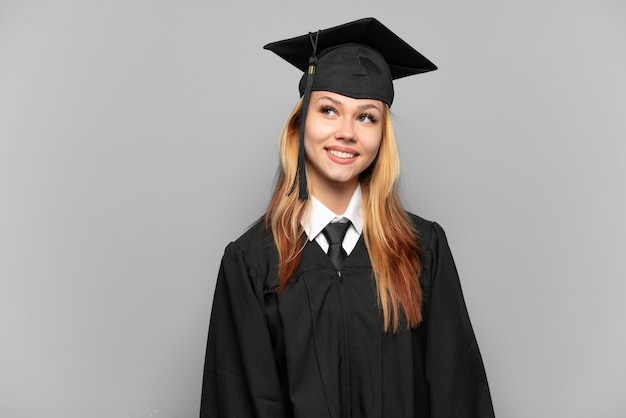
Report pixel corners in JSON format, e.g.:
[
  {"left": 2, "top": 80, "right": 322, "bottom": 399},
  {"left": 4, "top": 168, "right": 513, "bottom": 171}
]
[{"left": 322, "top": 221, "right": 351, "bottom": 269}]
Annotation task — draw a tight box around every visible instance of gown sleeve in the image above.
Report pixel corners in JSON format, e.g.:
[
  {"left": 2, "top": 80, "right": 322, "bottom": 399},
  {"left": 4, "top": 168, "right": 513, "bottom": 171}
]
[
  {"left": 200, "top": 242, "right": 289, "bottom": 418},
  {"left": 424, "top": 222, "right": 496, "bottom": 418}
]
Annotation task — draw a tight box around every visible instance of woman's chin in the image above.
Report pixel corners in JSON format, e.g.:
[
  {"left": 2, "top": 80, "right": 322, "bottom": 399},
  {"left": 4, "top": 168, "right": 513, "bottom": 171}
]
[{"left": 326, "top": 174, "right": 359, "bottom": 188}]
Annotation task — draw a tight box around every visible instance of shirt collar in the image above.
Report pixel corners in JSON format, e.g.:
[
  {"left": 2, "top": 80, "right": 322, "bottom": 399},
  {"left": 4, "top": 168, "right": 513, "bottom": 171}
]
[{"left": 301, "top": 184, "right": 364, "bottom": 241}]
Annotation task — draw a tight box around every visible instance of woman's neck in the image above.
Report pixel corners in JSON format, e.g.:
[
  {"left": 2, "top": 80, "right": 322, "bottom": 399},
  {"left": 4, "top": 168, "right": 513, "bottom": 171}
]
[{"left": 310, "top": 179, "right": 358, "bottom": 215}]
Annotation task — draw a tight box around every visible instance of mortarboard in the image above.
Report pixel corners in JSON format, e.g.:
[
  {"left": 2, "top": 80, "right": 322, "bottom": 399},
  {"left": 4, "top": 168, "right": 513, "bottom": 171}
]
[{"left": 264, "top": 17, "right": 437, "bottom": 200}]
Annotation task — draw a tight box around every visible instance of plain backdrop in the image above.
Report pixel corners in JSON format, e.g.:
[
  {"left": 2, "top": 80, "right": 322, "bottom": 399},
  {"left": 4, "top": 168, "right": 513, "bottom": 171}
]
[{"left": 1, "top": 0, "right": 625, "bottom": 417}]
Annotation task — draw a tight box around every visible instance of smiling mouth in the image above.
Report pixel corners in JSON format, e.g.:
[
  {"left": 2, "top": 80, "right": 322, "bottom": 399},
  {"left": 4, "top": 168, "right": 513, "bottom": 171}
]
[{"left": 328, "top": 149, "right": 356, "bottom": 159}]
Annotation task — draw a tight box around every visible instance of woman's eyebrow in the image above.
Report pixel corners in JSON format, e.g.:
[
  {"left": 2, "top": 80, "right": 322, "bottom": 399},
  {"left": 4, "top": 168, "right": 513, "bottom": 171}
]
[
  {"left": 358, "top": 103, "right": 383, "bottom": 113},
  {"left": 316, "top": 96, "right": 382, "bottom": 113},
  {"left": 316, "top": 95, "right": 342, "bottom": 106}
]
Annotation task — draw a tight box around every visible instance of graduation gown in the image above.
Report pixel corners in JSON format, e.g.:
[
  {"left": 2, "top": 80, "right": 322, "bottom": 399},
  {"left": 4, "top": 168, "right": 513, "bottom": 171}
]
[{"left": 201, "top": 213, "right": 495, "bottom": 417}]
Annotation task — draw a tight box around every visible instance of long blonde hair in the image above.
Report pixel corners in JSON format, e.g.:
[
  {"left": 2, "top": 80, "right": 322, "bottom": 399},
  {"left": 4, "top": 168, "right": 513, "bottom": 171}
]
[{"left": 264, "top": 99, "right": 422, "bottom": 332}]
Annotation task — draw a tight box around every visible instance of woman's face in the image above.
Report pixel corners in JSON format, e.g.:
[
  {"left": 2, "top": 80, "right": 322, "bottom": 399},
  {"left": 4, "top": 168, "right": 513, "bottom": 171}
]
[{"left": 303, "top": 91, "right": 384, "bottom": 192}]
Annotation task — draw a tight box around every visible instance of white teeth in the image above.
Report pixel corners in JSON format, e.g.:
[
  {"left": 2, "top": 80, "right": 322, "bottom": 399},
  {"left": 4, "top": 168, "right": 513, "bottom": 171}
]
[{"left": 328, "top": 149, "right": 355, "bottom": 159}]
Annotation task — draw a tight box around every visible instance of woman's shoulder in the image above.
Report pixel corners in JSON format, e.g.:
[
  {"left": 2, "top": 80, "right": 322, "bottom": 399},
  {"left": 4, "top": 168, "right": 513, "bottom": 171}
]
[
  {"left": 406, "top": 211, "right": 432, "bottom": 231},
  {"left": 222, "top": 217, "right": 277, "bottom": 276},
  {"left": 405, "top": 211, "right": 448, "bottom": 250},
  {"left": 224, "top": 217, "right": 273, "bottom": 253}
]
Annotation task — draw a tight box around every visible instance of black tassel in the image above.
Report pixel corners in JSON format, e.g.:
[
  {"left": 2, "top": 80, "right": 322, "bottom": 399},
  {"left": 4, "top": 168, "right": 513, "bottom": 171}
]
[{"left": 287, "top": 31, "right": 319, "bottom": 201}]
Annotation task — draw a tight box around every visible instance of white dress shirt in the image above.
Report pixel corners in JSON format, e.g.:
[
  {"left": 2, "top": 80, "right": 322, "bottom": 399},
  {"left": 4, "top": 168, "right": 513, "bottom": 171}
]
[{"left": 300, "top": 184, "right": 364, "bottom": 255}]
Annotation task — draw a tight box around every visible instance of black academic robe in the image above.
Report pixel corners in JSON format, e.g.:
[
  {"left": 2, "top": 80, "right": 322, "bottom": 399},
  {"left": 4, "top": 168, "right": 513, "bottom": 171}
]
[{"left": 201, "top": 213, "right": 495, "bottom": 417}]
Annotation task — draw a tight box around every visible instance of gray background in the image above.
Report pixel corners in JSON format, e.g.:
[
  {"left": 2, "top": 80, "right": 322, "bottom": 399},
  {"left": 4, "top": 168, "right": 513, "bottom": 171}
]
[{"left": 1, "top": 0, "right": 624, "bottom": 417}]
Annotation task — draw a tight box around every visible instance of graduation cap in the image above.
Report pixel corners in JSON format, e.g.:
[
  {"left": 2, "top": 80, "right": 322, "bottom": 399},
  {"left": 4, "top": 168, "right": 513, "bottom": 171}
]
[{"left": 264, "top": 17, "right": 437, "bottom": 200}]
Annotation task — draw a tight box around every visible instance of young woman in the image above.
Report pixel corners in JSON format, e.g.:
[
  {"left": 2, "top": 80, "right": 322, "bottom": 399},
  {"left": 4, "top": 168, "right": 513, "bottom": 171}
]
[{"left": 201, "top": 17, "right": 495, "bottom": 418}]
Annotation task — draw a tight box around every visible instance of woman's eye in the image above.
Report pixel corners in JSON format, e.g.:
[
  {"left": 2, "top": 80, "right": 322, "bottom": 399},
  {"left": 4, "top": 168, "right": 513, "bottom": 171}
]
[
  {"left": 320, "top": 106, "right": 337, "bottom": 117},
  {"left": 358, "top": 113, "right": 377, "bottom": 123}
]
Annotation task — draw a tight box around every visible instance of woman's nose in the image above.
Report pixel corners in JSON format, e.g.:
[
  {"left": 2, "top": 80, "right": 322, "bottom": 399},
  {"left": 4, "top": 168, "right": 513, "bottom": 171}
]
[{"left": 335, "top": 119, "right": 356, "bottom": 141}]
